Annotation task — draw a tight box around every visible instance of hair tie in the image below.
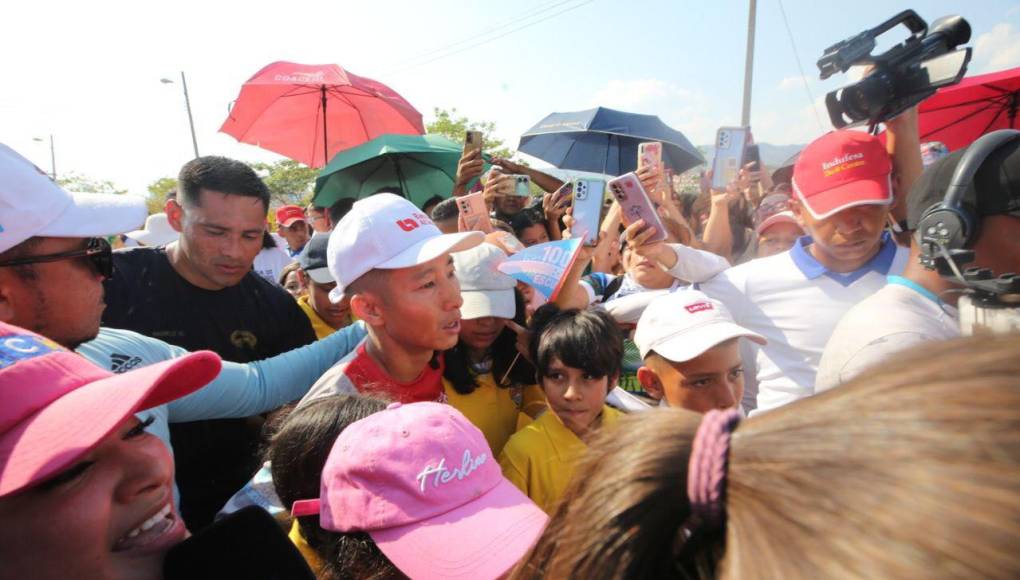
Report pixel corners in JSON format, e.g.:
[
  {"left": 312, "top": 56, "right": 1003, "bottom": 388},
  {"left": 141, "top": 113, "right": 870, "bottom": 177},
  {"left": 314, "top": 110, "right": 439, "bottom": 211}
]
[{"left": 686, "top": 408, "right": 741, "bottom": 530}]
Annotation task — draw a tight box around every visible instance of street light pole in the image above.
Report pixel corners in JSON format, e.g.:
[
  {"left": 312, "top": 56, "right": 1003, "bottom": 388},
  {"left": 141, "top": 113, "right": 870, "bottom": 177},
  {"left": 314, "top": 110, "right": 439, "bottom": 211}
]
[
  {"left": 740, "top": 0, "right": 757, "bottom": 127},
  {"left": 32, "top": 135, "right": 56, "bottom": 179},
  {"left": 161, "top": 72, "right": 200, "bottom": 158}
]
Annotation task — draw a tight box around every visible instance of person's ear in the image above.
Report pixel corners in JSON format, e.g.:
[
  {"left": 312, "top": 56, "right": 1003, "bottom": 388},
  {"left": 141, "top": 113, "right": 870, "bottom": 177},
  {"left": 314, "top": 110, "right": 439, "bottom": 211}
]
[
  {"left": 350, "top": 293, "right": 384, "bottom": 327},
  {"left": 637, "top": 366, "right": 664, "bottom": 401},
  {"left": 165, "top": 199, "right": 185, "bottom": 233},
  {"left": 294, "top": 269, "right": 309, "bottom": 290}
]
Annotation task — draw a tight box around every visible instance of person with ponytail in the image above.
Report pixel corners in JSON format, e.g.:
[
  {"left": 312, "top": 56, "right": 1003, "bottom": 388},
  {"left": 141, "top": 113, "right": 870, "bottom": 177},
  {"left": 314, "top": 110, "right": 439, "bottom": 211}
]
[{"left": 515, "top": 333, "right": 1020, "bottom": 579}]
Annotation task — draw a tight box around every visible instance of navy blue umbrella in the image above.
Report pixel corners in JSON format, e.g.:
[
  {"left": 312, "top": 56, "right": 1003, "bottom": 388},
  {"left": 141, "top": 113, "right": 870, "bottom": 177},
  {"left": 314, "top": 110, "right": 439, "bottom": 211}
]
[{"left": 518, "top": 107, "right": 705, "bottom": 176}]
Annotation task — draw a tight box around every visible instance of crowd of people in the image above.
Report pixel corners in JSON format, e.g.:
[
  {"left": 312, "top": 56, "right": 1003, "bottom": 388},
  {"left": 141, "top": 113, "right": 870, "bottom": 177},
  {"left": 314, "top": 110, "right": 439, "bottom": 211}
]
[{"left": 1, "top": 97, "right": 1019, "bottom": 579}]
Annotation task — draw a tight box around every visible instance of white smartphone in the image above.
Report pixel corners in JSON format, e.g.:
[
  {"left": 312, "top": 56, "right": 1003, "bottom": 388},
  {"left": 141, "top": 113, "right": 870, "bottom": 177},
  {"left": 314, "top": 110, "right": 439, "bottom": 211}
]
[
  {"left": 571, "top": 178, "right": 606, "bottom": 246},
  {"left": 711, "top": 127, "right": 750, "bottom": 190}
]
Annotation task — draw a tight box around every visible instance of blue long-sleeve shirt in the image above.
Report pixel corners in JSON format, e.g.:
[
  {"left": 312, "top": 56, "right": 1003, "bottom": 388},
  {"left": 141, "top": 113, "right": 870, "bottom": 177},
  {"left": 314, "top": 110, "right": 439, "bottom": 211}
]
[{"left": 76, "top": 322, "right": 368, "bottom": 503}]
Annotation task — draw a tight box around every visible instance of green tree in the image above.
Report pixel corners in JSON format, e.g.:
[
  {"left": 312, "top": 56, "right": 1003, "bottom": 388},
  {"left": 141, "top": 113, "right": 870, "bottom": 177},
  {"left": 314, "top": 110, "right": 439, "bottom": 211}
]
[
  {"left": 426, "top": 108, "right": 516, "bottom": 160},
  {"left": 249, "top": 159, "right": 318, "bottom": 206},
  {"left": 146, "top": 176, "right": 177, "bottom": 215},
  {"left": 56, "top": 172, "right": 126, "bottom": 195}
]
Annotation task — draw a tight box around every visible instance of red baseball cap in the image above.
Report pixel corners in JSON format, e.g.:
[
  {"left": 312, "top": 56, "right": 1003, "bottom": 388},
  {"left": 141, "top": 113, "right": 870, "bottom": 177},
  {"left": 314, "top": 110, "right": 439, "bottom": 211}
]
[
  {"left": 792, "top": 131, "right": 892, "bottom": 220},
  {"left": 0, "top": 322, "right": 221, "bottom": 497},
  {"left": 275, "top": 205, "right": 306, "bottom": 227}
]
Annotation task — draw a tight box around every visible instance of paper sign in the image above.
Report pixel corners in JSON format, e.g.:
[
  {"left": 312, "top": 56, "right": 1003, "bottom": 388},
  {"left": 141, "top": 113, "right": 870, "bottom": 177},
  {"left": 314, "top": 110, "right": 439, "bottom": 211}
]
[{"left": 496, "top": 238, "right": 583, "bottom": 302}]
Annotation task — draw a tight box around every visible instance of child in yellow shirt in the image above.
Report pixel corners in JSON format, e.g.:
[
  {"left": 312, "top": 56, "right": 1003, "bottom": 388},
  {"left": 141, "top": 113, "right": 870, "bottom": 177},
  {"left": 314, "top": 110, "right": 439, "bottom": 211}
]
[
  {"left": 499, "top": 305, "right": 625, "bottom": 513},
  {"left": 443, "top": 243, "right": 546, "bottom": 455}
]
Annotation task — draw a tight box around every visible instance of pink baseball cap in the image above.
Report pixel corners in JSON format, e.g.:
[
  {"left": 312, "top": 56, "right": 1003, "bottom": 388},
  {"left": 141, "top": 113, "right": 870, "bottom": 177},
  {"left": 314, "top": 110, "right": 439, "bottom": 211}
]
[
  {"left": 0, "top": 321, "right": 221, "bottom": 497},
  {"left": 792, "top": 130, "right": 892, "bottom": 220},
  {"left": 754, "top": 192, "right": 802, "bottom": 235},
  {"left": 291, "top": 401, "right": 548, "bottom": 579},
  {"left": 275, "top": 205, "right": 307, "bottom": 228}
]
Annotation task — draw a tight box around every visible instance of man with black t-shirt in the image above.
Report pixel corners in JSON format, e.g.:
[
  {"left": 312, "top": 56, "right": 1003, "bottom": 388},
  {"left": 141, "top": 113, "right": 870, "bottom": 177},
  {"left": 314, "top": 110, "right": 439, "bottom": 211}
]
[{"left": 102, "top": 156, "right": 316, "bottom": 529}]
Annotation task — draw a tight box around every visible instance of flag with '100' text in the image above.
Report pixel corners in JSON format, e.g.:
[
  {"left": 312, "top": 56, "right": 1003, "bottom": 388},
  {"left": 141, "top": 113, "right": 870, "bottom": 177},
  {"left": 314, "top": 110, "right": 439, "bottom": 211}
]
[{"left": 496, "top": 238, "right": 583, "bottom": 302}]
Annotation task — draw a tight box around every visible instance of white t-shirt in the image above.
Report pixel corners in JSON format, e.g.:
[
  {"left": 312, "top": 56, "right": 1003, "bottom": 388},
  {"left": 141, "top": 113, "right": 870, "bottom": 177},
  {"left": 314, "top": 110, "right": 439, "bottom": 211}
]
[
  {"left": 815, "top": 277, "right": 960, "bottom": 392},
  {"left": 253, "top": 245, "right": 294, "bottom": 286},
  {"left": 698, "top": 233, "right": 908, "bottom": 415}
]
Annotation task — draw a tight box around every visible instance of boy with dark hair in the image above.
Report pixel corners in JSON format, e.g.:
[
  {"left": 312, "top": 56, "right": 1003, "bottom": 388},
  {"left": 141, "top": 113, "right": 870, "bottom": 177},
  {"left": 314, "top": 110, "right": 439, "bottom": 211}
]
[{"left": 498, "top": 305, "right": 624, "bottom": 513}]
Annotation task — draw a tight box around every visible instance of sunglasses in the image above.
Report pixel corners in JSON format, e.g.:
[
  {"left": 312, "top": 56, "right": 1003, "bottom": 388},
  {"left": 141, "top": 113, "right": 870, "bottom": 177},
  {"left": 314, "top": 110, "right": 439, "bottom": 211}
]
[{"left": 0, "top": 237, "right": 114, "bottom": 279}]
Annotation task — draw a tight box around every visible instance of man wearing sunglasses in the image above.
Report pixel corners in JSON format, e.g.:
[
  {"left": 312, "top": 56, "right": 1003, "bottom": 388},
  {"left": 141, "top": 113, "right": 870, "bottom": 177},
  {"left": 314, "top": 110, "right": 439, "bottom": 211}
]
[{"left": 0, "top": 144, "right": 369, "bottom": 529}]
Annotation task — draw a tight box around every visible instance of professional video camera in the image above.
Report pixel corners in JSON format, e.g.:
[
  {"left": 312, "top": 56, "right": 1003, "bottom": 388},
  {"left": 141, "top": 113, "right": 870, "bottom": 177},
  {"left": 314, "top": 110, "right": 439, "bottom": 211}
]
[{"left": 817, "top": 10, "right": 972, "bottom": 129}]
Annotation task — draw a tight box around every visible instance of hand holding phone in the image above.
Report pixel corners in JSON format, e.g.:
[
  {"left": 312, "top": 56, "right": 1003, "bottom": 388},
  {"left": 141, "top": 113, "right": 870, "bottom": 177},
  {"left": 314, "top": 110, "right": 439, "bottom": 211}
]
[
  {"left": 711, "top": 127, "right": 750, "bottom": 190},
  {"left": 570, "top": 178, "right": 605, "bottom": 246},
  {"left": 457, "top": 191, "right": 492, "bottom": 233},
  {"left": 606, "top": 172, "right": 667, "bottom": 244}
]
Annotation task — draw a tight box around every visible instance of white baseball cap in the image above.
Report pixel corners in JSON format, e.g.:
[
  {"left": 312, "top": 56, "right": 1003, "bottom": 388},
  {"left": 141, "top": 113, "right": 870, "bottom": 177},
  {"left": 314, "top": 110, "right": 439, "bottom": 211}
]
[
  {"left": 634, "top": 290, "right": 766, "bottom": 362},
  {"left": 453, "top": 243, "right": 517, "bottom": 320},
  {"left": 326, "top": 194, "right": 483, "bottom": 303},
  {"left": 124, "top": 213, "right": 179, "bottom": 247},
  {"left": 0, "top": 144, "right": 146, "bottom": 253}
]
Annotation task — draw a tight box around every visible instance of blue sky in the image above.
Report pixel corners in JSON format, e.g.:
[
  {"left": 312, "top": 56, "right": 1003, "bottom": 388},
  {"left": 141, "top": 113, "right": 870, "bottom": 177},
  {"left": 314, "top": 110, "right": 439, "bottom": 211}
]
[{"left": 2, "top": 0, "right": 1018, "bottom": 194}]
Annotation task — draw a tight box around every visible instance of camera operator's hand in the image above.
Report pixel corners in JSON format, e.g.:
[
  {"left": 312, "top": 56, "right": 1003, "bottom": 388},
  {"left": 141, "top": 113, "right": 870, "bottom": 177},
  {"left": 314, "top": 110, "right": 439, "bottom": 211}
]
[
  {"left": 453, "top": 148, "right": 484, "bottom": 196},
  {"left": 636, "top": 165, "right": 664, "bottom": 201},
  {"left": 885, "top": 104, "right": 922, "bottom": 226}
]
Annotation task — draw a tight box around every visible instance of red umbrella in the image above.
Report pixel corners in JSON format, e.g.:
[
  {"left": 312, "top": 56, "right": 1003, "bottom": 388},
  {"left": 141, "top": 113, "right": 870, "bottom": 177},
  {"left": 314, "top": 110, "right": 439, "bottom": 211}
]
[
  {"left": 913, "top": 66, "right": 1020, "bottom": 151},
  {"left": 219, "top": 61, "right": 425, "bottom": 168}
]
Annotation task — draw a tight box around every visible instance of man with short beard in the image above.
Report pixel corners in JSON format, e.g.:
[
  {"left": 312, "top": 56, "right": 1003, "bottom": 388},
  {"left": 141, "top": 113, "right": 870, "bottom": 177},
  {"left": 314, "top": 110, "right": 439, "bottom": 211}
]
[{"left": 101, "top": 156, "right": 317, "bottom": 529}]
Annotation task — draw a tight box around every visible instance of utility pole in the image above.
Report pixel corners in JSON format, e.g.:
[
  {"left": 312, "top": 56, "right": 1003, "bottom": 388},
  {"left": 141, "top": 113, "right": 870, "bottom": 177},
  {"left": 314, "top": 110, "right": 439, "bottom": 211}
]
[{"left": 741, "top": 0, "right": 757, "bottom": 127}]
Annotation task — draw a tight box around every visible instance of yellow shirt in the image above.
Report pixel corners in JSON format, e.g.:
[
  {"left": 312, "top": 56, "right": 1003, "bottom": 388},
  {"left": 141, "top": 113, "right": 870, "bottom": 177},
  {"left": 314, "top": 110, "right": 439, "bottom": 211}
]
[
  {"left": 296, "top": 295, "right": 336, "bottom": 340},
  {"left": 288, "top": 519, "right": 324, "bottom": 576},
  {"left": 498, "top": 405, "right": 621, "bottom": 513},
  {"left": 444, "top": 373, "right": 546, "bottom": 456}
]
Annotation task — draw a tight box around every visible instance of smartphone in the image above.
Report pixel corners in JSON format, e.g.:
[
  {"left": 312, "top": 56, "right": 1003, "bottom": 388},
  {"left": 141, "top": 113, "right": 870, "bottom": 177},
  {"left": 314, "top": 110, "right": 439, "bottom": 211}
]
[
  {"left": 571, "top": 178, "right": 606, "bottom": 246},
  {"left": 745, "top": 144, "right": 761, "bottom": 172},
  {"left": 464, "top": 130, "right": 483, "bottom": 155},
  {"left": 509, "top": 174, "right": 531, "bottom": 197},
  {"left": 607, "top": 172, "right": 667, "bottom": 243},
  {"left": 711, "top": 127, "right": 750, "bottom": 190},
  {"left": 637, "top": 142, "right": 663, "bottom": 173},
  {"left": 456, "top": 191, "right": 492, "bottom": 233}
]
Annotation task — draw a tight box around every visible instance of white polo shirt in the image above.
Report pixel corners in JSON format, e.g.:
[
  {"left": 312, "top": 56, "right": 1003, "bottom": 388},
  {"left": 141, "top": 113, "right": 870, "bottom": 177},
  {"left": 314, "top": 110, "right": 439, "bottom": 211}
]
[
  {"left": 815, "top": 276, "right": 960, "bottom": 392},
  {"left": 698, "top": 233, "right": 908, "bottom": 414}
]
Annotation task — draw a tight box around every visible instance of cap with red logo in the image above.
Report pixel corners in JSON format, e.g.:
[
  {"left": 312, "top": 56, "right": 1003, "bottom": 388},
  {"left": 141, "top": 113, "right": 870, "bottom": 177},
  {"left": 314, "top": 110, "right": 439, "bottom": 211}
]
[
  {"left": 326, "top": 194, "right": 484, "bottom": 303},
  {"left": 633, "top": 290, "right": 766, "bottom": 362},
  {"left": 792, "top": 130, "right": 892, "bottom": 220},
  {"left": 275, "top": 205, "right": 307, "bottom": 228}
]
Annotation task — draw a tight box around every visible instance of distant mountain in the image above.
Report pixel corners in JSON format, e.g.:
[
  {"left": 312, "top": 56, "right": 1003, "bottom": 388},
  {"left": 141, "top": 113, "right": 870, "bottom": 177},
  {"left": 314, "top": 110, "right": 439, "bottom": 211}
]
[{"left": 697, "top": 142, "right": 804, "bottom": 169}]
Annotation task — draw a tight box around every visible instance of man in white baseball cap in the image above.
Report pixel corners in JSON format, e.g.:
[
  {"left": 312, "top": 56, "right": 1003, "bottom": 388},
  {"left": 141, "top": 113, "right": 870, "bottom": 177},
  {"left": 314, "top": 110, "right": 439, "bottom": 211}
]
[
  {"left": 301, "top": 193, "right": 484, "bottom": 405},
  {"left": 0, "top": 143, "right": 146, "bottom": 346},
  {"left": 634, "top": 290, "right": 765, "bottom": 414}
]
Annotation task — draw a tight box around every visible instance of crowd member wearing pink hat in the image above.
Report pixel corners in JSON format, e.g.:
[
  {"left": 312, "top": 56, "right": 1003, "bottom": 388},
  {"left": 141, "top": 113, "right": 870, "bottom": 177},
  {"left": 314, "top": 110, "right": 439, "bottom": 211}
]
[
  {"left": 0, "top": 321, "right": 221, "bottom": 580},
  {"left": 275, "top": 204, "right": 312, "bottom": 257},
  {"left": 752, "top": 191, "right": 804, "bottom": 258},
  {"left": 290, "top": 401, "right": 548, "bottom": 580},
  {"left": 699, "top": 129, "right": 913, "bottom": 414}
]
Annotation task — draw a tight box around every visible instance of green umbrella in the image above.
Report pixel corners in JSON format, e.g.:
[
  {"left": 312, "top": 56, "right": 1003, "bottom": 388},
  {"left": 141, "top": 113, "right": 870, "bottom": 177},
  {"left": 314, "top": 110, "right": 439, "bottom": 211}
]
[{"left": 313, "top": 133, "right": 490, "bottom": 208}]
